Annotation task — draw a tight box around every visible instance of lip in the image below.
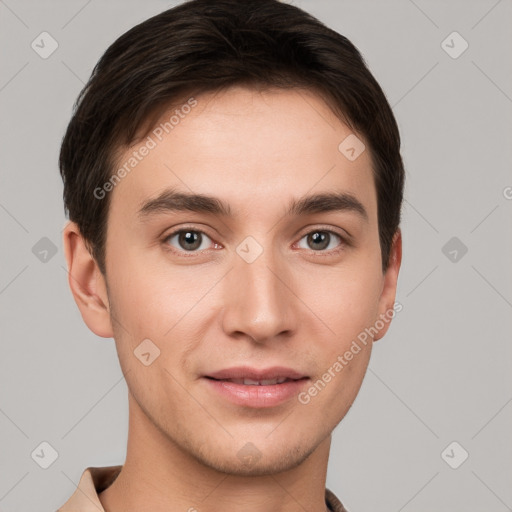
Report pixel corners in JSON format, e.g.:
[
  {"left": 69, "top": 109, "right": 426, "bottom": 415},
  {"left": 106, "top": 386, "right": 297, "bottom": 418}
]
[
  {"left": 203, "top": 366, "right": 309, "bottom": 408},
  {"left": 205, "top": 366, "right": 307, "bottom": 381}
]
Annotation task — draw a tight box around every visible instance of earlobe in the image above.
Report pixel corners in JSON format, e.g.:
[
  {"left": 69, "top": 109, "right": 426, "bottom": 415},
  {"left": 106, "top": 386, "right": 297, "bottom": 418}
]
[
  {"left": 62, "top": 221, "right": 114, "bottom": 338},
  {"left": 373, "top": 229, "right": 402, "bottom": 342}
]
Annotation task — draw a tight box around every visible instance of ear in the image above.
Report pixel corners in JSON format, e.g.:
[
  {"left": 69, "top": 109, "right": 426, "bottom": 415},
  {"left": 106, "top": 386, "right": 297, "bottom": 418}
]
[
  {"left": 62, "top": 221, "right": 114, "bottom": 338},
  {"left": 373, "top": 229, "right": 402, "bottom": 342}
]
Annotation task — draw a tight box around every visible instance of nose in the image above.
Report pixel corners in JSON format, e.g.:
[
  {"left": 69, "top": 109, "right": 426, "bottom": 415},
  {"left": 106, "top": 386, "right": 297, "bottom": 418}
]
[{"left": 220, "top": 242, "right": 297, "bottom": 344}]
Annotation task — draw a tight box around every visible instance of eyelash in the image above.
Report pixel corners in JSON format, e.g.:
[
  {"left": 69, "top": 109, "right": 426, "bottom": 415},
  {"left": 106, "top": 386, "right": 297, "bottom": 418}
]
[{"left": 162, "top": 225, "right": 349, "bottom": 257}]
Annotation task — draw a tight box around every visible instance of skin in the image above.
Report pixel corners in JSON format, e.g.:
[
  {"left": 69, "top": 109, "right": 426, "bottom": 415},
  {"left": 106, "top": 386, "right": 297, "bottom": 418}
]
[{"left": 63, "top": 85, "right": 402, "bottom": 512}]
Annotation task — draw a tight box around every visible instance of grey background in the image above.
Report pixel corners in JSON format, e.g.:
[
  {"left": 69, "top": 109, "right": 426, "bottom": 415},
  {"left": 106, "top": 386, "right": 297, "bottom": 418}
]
[{"left": 1, "top": 0, "right": 511, "bottom": 511}]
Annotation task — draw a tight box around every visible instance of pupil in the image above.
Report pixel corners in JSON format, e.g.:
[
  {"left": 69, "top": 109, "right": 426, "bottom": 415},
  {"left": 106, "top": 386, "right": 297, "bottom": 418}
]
[
  {"left": 180, "top": 231, "right": 201, "bottom": 250},
  {"left": 310, "top": 232, "right": 328, "bottom": 250}
]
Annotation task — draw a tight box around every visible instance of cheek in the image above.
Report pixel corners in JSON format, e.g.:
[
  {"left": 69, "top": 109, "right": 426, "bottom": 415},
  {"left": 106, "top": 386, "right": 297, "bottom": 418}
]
[
  {"left": 106, "top": 252, "right": 198, "bottom": 335},
  {"left": 105, "top": 253, "right": 216, "bottom": 384},
  {"left": 305, "top": 264, "right": 383, "bottom": 341}
]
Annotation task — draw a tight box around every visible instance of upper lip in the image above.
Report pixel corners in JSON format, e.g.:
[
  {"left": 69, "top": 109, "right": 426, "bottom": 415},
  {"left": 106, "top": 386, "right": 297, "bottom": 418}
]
[{"left": 205, "top": 366, "right": 307, "bottom": 381}]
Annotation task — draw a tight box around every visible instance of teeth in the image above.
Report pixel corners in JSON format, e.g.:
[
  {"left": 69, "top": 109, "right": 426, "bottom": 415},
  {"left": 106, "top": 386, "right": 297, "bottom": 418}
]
[
  {"left": 259, "top": 378, "right": 278, "bottom": 385},
  {"left": 225, "top": 377, "right": 289, "bottom": 385},
  {"left": 244, "top": 378, "right": 262, "bottom": 385}
]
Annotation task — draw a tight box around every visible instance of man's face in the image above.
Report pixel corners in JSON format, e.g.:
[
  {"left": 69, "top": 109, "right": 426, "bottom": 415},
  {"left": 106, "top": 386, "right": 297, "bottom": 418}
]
[{"left": 100, "top": 86, "right": 398, "bottom": 475}]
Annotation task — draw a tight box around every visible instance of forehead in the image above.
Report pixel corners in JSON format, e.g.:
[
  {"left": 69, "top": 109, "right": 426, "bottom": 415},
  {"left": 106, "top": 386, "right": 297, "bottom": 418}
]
[{"left": 108, "top": 86, "right": 377, "bottom": 223}]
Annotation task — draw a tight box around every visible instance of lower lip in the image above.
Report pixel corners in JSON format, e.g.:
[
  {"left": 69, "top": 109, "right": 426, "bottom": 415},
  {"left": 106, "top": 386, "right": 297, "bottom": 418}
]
[{"left": 203, "top": 378, "right": 309, "bottom": 408}]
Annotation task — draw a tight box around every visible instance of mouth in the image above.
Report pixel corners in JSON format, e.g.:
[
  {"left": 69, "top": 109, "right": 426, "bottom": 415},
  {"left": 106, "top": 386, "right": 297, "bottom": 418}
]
[
  {"left": 205, "top": 376, "right": 303, "bottom": 386},
  {"left": 202, "top": 366, "right": 310, "bottom": 408}
]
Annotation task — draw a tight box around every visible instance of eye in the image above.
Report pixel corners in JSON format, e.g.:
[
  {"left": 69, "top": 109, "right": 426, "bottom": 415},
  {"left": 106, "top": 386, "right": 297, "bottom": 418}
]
[
  {"left": 163, "top": 228, "right": 218, "bottom": 253},
  {"left": 296, "top": 229, "right": 345, "bottom": 253},
  {"left": 162, "top": 226, "right": 347, "bottom": 256}
]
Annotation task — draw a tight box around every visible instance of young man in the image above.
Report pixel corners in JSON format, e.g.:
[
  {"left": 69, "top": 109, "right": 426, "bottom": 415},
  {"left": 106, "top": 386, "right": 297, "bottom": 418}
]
[{"left": 57, "top": 0, "right": 404, "bottom": 510}]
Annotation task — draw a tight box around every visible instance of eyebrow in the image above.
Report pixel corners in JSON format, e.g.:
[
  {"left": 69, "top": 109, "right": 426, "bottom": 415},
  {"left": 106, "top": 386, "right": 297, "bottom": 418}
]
[{"left": 138, "top": 188, "right": 368, "bottom": 222}]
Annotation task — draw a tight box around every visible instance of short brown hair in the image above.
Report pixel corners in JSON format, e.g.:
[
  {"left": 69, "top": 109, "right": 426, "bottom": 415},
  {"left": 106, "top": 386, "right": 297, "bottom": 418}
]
[{"left": 59, "top": 0, "right": 405, "bottom": 274}]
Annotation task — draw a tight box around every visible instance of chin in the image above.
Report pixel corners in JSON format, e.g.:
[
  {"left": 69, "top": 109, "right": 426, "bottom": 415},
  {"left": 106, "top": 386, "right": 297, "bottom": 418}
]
[{"left": 186, "top": 436, "right": 319, "bottom": 477}]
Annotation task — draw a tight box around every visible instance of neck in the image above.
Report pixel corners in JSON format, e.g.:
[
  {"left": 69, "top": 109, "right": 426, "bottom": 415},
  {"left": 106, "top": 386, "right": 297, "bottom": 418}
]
[{"left": 98, "top": 393, "right": 331, "bottom": 512}]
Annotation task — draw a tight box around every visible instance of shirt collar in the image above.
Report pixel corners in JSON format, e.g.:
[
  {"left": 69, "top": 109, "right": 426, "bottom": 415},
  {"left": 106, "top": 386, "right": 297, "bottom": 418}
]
[
  {"left": 57, "top": 465, "right": 122, "bottom": 512},
  {"left": 57, "top": 465, "right": 348, "bottom": 512}
]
